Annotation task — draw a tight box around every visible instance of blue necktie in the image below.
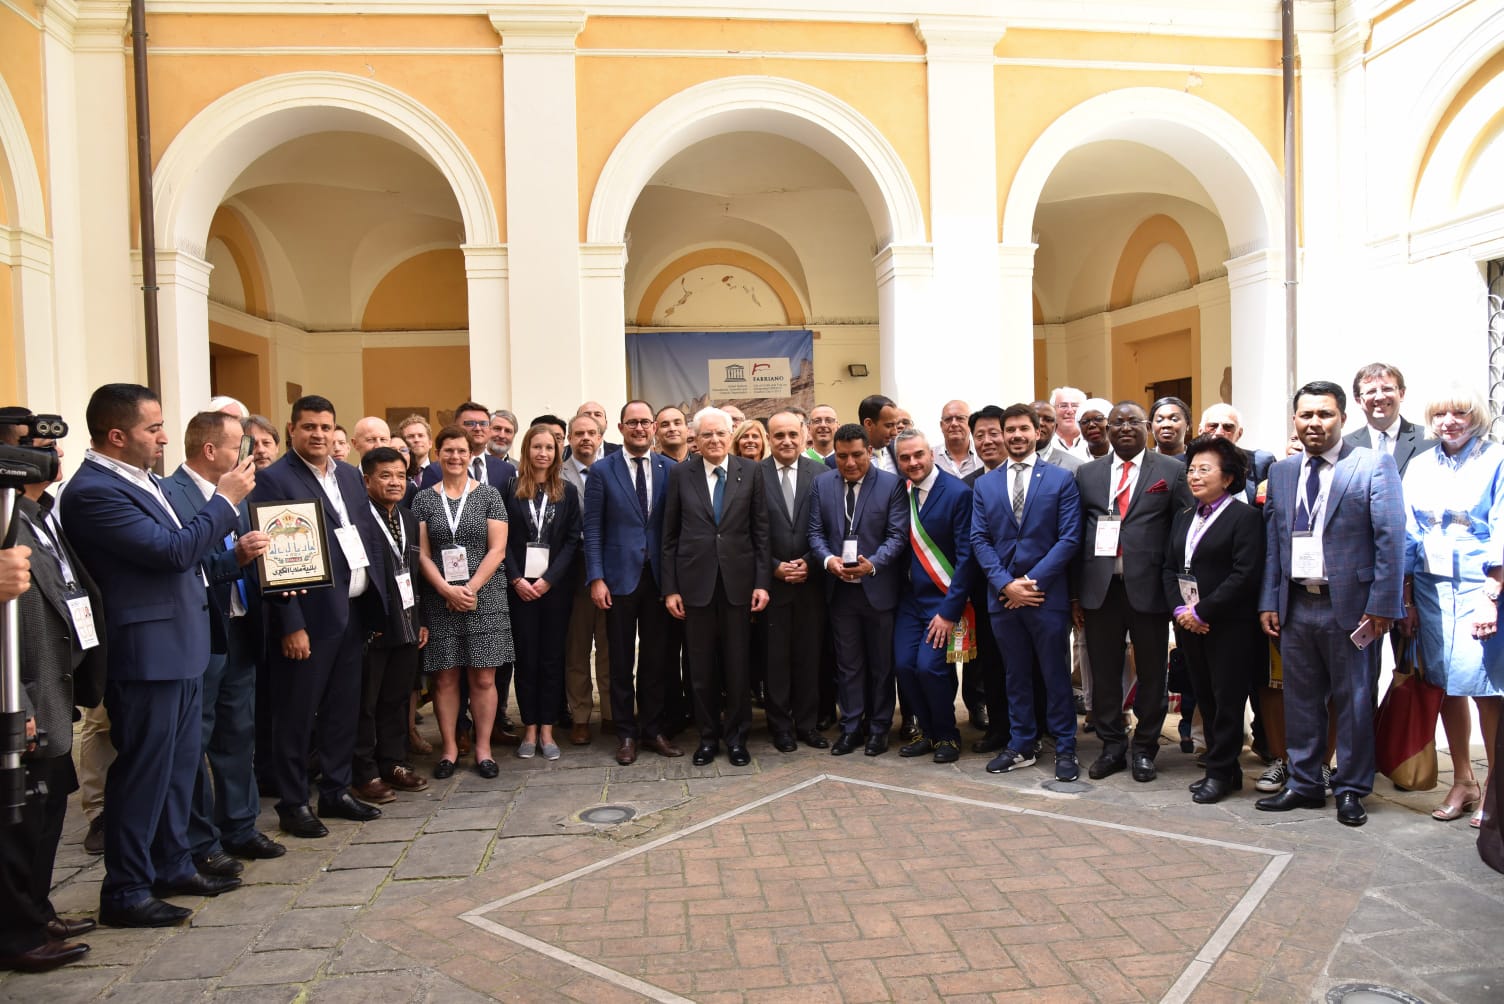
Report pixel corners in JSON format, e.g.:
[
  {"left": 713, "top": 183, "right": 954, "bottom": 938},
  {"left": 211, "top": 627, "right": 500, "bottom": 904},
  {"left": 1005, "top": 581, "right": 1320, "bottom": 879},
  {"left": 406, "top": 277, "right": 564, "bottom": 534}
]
[
  {"left": 1294, "top": 456, "right": 1324, "bottom": 533},
  {"left": 712, "top": 466, "right": 725, "bottom": 524},
  {"left": 633, "top": 456, "right": 649, "bottom": 521}
]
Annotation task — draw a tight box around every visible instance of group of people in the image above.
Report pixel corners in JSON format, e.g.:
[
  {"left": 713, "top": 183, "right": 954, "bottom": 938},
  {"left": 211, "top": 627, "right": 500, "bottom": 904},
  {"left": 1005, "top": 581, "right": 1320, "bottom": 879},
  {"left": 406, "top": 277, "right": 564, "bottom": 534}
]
[{"left": 1, "top": 358, "right": 1501, "bottom": 975}]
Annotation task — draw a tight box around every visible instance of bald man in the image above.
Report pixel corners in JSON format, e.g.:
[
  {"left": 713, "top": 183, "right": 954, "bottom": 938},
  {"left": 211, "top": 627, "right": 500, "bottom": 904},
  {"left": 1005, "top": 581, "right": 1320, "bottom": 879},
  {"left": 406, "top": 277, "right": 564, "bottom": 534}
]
[
  {"left": 349, "top": 417, "right": 390, "bottom": 461},
  {"left": 576, "top": 401, "right": 622, "bottom": 455}
]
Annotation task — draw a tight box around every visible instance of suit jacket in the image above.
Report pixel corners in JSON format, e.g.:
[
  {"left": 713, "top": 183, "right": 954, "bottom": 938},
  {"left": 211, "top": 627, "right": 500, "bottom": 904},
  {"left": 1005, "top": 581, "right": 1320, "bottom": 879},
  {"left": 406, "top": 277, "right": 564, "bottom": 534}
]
[
  {"left": 902, "top": 470, "right": 974, "bottom": 622},
  {"left": 761, "top": 455, "right": 825, "bottom": 607},
  {"left": 418, "top": 454, "right": 517, "bottom": 492},
  {"left": 1259, "top": 443, "right": 1406, "bottom": 629},
  {"left": 13, "top": 495, "right": 108, "bottom": 752},
  {"left": 504, "top": 481, "right": 582, "bottom": 589},
  {"left": 1161, "top": 499, "right": 1265, "bottom": 626},
  {"left": 367, "top": 499, "right": 424, "bottom": 648},
  {"left": 1344, "top": 417, "right": 1433, "bottom": 477},
  {"left": 1072, "top": 450, "right": 1195, "bottom": 613},
  {"left": 1039, "top": 442, "right": 1084, "bottom": 474},
  {"left": 161, "top": 464, "right": 255, "bottom": 655},
  {"left": 60, "top": 457, "right": 239, "bottom": 682},
  {"left": 247, "top": 451, "right": 389, "bottom": 641},
  {"left": 1239, "top": 447, "right": 1277, "bottom": 505},
  {"left": 582, "top": 448, "right": 672, "bottom": 595},
  {"left": 661, "top": 455, "right": 770, "bottom": 607},
  {"left": 971, "top": 458, "right": 1082, "bottom": 615},
  {"left": 807, "top": 464, "right": 909, "bottom": 611}
]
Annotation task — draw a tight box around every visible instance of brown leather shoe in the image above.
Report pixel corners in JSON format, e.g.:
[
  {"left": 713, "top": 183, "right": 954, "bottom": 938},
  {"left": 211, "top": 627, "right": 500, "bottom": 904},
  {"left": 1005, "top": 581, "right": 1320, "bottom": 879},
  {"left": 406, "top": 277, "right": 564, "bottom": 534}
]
[
  {"left": 615, "top": 738, "right": 638, "bottom": 765},
  {"left": 407, "top": 727, "right": 433, "bottom": 755},
  {"left": 383, "top": 765, "right": 429, "bottom": 792},
  {"left": 494, "top": 727, "right": 522, "bottom": 747},
  {"left": 570, "top": 723, "right": 592, "bottom": 746},
  {"left": 644, "top": 734, "right": 683, "bottom": 758},
  {"left": 351, "top": 779, "right": 397, "bottom": 804},
  {"left": 46, "top": 917, "right": 95, "bottom": 940},
  {"left": 0, "top": 939, "right": 90, "bottom": 972}
]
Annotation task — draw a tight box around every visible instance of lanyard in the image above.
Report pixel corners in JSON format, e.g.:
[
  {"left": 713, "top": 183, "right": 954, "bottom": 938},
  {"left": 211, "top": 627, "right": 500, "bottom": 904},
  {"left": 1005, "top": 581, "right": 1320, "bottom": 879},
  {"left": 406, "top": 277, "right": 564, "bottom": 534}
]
[
  {"left": 24, "top": 513, "right": 79, "bottom": 588},
  {"left": 1183, "top": 495, "right": 1233, "bottom": 570},
  {"left": 369, "top": 502, "right": 406, "bottom": 564},
  {"left": 441, "top": 481, "right": 475, "bottom": 538},
  {"left": 527, "top": 492, "right": 552, "bottom": 543}
]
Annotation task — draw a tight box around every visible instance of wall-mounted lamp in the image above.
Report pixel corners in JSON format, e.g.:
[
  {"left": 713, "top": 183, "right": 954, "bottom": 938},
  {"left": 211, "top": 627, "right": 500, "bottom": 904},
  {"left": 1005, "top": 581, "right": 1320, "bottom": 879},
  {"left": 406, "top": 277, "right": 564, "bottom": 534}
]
[{"left": 847, "top": 363, "right": 869, "bottom": 378}]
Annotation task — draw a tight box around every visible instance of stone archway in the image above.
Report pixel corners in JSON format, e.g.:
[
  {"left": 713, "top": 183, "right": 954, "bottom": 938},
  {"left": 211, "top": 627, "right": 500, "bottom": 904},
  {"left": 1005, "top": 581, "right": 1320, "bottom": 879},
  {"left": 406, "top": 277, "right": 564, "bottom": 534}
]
[{"left": 0, "top": 72, "right": 55, "bottom": 408}]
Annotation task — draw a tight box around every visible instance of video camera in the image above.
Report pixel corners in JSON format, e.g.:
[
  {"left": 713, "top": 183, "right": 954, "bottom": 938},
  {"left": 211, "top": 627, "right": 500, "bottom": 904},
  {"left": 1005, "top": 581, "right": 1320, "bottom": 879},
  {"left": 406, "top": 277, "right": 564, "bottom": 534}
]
[{"left": 0, "top": 409, "right": 67, "bottom": 489}]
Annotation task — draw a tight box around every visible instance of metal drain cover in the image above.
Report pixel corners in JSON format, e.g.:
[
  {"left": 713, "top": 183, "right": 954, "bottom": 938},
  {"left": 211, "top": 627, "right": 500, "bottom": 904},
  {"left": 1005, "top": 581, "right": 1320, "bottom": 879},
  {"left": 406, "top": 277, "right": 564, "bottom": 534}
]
[
  {"left": 1326, "top": 984, "right": 1427, "bottom": 1004},
  {"left": 579, "top": 804, "right": 637, "bottom": 825}
]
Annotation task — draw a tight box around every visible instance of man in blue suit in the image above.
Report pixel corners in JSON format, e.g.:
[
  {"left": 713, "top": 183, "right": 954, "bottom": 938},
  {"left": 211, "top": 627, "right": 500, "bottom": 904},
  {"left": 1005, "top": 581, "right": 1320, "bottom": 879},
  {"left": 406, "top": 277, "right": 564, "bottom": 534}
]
[
  {"left": 890, "top": 430, "right": 973, "bottom": 764},
  {"left": 248, "top": 395, "right": 389, "bottom": 838},
  {"left": 582, "top": 399, "right": 683, "bottom": 766},
  {"left": 971, "top": 404, "right": 1083, "bottom": 780},
  {"left": 809, "top": 423, "right": 909, "bottom": 755},
  {"left": 160, "top": 412, "right": 284, "bottom": 875},
  {"left": 1257, "top": 380, "right": 1406, "bottom": 827},
  {"left": 61, "top": 384, "right": 255, "bottom": 927},
  {"left": 417, "top": 401, "right": 517, "bottom": 491}
]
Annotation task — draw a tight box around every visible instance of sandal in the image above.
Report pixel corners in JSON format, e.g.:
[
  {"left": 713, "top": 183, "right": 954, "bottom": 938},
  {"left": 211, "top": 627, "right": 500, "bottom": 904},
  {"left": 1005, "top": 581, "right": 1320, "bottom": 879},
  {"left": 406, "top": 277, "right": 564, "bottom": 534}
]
[
  {"left": 1471, "top": 807, "right": 1484, "bottom": 829},
  {"left": 1432, "top": 779, "right": 1481, "bottom": 822}
]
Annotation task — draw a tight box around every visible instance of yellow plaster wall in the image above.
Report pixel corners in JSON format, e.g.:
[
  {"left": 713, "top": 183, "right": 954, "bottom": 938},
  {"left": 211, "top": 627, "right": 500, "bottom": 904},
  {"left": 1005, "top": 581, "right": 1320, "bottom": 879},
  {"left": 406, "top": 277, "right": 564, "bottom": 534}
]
[
  {"left": 1411, "top": 48, "right": 1504, "bottom": 206},
  {"left": 578, "top": 17, "right": 924, "bottom": 56},
  {"left": 361, "top": 249, "right": 467, "bottom": 331},
  {"left": 1110, "top": 214, "right": 1198, "bottom": 311},
  {"left": 207, "top": 205, "right": 270, "bottom": 317},
  {"left": 361, "top": 345, "right": 470, "bottom": 430},
  {"left": 999, "top": 29, "right": 1279, "bottom": 69},
  {"left": 208, "top": 320, "right": 272, "bottom": 416},
  {"left": 0, "top": 7, "right": 48, "bottom": 217},
  {"left": 0, "top": 263, "right": 15, "bottom": 403},
  {"left": 1110, "top": 306, "right": 1202, "bottom": 416}
]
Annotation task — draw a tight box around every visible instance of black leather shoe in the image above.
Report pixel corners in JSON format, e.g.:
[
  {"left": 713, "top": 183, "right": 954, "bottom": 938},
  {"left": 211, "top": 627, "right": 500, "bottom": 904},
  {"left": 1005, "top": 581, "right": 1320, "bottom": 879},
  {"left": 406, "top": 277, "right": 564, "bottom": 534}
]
[
  {"left": 864, "top": 735, "right": 889, "bottom": 757},
  {"left": 318, "top": 792, "right": 382, "bottom": 822},
  {"left": 277, "top": 805, "right": 329, "bottom": 839},
  {"left": 1192, "top": 777, "right": 1237, "bottom": 804},
  {"left": 224, "top": 831, "right": 286, "bottom": 860},
  {"left": 433, "top": 758, "right": 456, "bottom": 779},
  {"left": 971, "top": 732, "right": 1010, "bottom": 755},
  {"left": 799, "top": 730, "right": 830, "bottom": 749},
  {"left": 772, "top": 733, "right": 797, "bottom": 753},
  {"left": 193, "top": 852, "right": 244, "bottom": 878},
  {"left": 475, "top": 759, "right": 500, "bottom": 779},
  {"left": 46, "top": 917, "right": 96, "bottom": 940},
  {"left": 99, "top": 897, "right": 191, "bottom": 928},
  {"left": 1188, "top": 777, "right": 1208, "bottom": 793},
  {"left": 0, "top": 939, "right": 90, "bottom": 972},
  {"left": 1088, "top": 754, "right": 1126, "bottom": 780},
  {"left": 727, "top": 745, "right": 751, "bottom": 767},
  {"left": 968, "top": 706, "right": 989, "bottom": 731},
  {"left": 899, "top": 716, "right": 919, "bottom": 742},
  {"left": 816, "top": 715, "right": 836, "bottom": 732},
  {"left": 900, "top": 737, "right": 933, "bottom": 758},
  {"left": 692, "top": 742, "right": 718, "bottom": 766},
  {"left": 1255, "top": 788, "right": 1325, "bottom": 812},
  {"left": 1131, "top": 754, "right": 1157, "bottom": 783},
  {"left": 831, "top": 732, "right": 861, "bottom": 756},
  {"left": 1336, "top": 792, "right": 1367, "bottom": 827},
  {"left": 152, "top": 872, "right": 241, "bottom": 898},
  {"left": 932, "top": 741, "right": 960, "bottom": 764}
]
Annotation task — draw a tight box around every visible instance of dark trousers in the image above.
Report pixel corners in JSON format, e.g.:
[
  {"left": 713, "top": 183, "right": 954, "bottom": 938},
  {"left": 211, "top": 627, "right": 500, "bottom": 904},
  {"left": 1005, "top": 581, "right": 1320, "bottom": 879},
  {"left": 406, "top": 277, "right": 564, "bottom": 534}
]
[
  {"left": 661, "top": 615, "right": 690, "bottom": 732},
  {"left": 0, "top": 756, "right": 75, "bottom": 955},
  {"left": 828, "top": 585, "right": 896, "bottom": 737},
  {"left": 764, "top": 588, "right": 824, "bottom": 736},
  {"left": 894, "top": 598, "right": 959, "bottom": 744},
  {"left": 685, "top": 578, "right": 752, "bottom": 746},
  {"left": 973, "top": 609, "right": 1012, "bottom": 746},
  {"left": 605, "top": 567, "right": 669, "bottom": 740},
  {"left": 355, "top": 641, "right": 420, "bottom": 784},
  {"left": 1084, "top": 577, "right": 1170, "bottom": 759},
  {"left": 1282, "top": 588, "right": 1380, "bottom": 798},
  {"left": 189, "top": 617, "right": 259, "bottom": 857},
  {"left": 510, "top": 582, "right": 572, "bottom": 725},
  {"left": 100, "top": 677, "right": 201, "bottom": 910},
  {"left": 267, "top": 615, "right": 363, "bottom": 812},
  {"left": 961, "top": 660, "right": 986, "bottom": 720},
  {"left": 818, "top": 625, "right": 838, "bottom": 723},
  {"left": 995, "top": 606, "right": 1076, "bottom": 754},
  {"left": 1176, "top": 620, "right": 1261, "bottom": 783}
]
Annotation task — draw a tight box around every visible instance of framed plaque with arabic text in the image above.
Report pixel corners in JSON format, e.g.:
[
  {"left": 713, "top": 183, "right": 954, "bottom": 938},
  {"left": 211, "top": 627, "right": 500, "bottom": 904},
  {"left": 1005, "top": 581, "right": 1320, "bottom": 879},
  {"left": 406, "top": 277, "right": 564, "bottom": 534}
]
[{"left": 249, "top": 498, "right": 334, "bottom": 593}]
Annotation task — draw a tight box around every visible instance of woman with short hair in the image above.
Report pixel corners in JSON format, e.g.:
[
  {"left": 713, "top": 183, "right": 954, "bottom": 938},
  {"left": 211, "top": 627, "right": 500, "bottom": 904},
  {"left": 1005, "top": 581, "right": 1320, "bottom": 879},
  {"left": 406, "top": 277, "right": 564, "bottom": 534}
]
[{"left": 1151, "top": 396, "right": 1192, "bottom": 461}]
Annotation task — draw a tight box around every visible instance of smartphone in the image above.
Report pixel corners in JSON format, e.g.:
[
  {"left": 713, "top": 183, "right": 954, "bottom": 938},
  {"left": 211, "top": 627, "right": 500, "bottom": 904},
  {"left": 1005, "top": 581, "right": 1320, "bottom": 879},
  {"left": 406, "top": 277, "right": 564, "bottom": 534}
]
[
  {"left": 1349, "top": 617, "right": 1380, "bottom": 650},
  {"left": 238, "top": 435, "right": 254, "bottom": 464}
]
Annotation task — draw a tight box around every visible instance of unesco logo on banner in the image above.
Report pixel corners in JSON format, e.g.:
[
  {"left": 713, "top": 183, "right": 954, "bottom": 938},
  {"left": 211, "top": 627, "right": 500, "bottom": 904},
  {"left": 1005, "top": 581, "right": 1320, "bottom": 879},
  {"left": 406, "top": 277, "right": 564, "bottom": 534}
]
[{"left": 709, "top": 358, "right": 792, "bottom": 398}]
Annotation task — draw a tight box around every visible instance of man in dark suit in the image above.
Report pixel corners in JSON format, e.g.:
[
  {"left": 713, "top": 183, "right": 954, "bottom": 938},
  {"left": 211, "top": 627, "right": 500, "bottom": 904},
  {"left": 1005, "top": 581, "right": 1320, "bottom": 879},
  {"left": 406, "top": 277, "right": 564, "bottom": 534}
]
[
  {"left": 809, "top": 423, "right": 909, "bottom": 755},
  {"left": 1258, "top": 380, "right": 1406, "bottom": 827},
  {"left": 891, "top": 430, "right": 974, "bottom": 763},
  {"left": 760, "top": 410, "right": 829, "bottom": 752},
  {"left": 160, "top": 412, "right": 283, "bottom": 873},
  {"left": 562, "top": 414, "right": 610, "bottom": 744},
  {"left": 661, "top": 408, "right": 770, "bottom": 766},
  {"left": 972, "top": 404, "right": 1083, "bottom": 779},
  {"left": 964, "top": 406, "right": 1012, "bottom": 751},
  {"left": 1072, "top": 401, "right": 1195, "bottom": 783},
  {"left": 418, "top": 401, "right": 517, "bottom": 490},
  {"left": 582, "top": 400, "right": 682, "bottom": 765},
  {"left": 0, "top": 423, "right": 104, "bottom": 969},
  {"left": 576, "top": 401, "right": 623, "bottom": 456},
  {"left": 61, "top": 384, "right": 254, "bottom": 927},
  {"left": 248, "top": 394, "right": 388, "bottom": 839},
  {"left": 1343, "top": 362, "right": 1433, "bottom": 476}
]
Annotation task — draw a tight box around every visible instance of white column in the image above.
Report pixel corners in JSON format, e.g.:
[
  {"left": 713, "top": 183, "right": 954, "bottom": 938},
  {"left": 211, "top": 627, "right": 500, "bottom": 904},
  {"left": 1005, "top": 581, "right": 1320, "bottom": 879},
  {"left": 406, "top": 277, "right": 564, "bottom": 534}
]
[
  {"left": 579, "top": 242, "right": 628, "bottom": 411},
  {"left": 1295, "top": 29, "right": 1340, "bottom": 358},
  {"left": 9, "top": 229, "right": 57, "bottom": 411},
  {"left": 1195, "top": 277, "right": 1232, "bottom": 408},
  {"left": 998, "top": 242, "right": 1039, "bottom": 403},
  {"left": 1225, "top": 249, "right": 1288, "bottom": 448},
  {"left": 462, "top": 243, "right": 509, "bottom": 408},
  {"left": 151, "top": 250, "right": 213, "bottom": 465},
  {"left": 915, "top": 17, "right": 1008, "bottom": 419},
  {"left": 874, "top": 244, "right": 935, "bottom": 413},
  {"left": 491, "top": 10, "right": 586, "bottom": 416}
]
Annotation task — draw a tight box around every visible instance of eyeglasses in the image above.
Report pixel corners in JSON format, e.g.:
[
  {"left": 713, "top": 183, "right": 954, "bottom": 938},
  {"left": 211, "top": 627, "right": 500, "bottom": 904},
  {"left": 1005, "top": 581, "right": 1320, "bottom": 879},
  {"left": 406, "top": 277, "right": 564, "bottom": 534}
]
[
  {"left": 1203, "top": 422, "right": 1238, "bottom": 433},
  {"left": 1186, "top": 465, "right": 1221, "bottom": 476},
  {"left": 1358, "top": 384, "right": 1400, "bottom": 399},
  {"left": 1106, "top": 419, "right": 1146, "bottom": 429},
  {"left": 1080, "top": 416, "right": 1106, "bottom": 426},
  {"left": 460, "top": 420, "right": 488, "bottom": 428},
  {"left": 622, "top": 418, "right": 654, "bottom": 428}
]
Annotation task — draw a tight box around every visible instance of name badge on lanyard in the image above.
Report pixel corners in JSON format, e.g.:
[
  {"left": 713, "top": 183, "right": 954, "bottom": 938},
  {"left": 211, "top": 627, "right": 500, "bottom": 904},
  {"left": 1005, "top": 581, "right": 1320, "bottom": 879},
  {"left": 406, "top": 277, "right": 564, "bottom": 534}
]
[
  {"left": 524, "top": 494, "right": 550, "bottom": 579},
  {"left": 394, "top": 571, "right": 416, "bottom": 609},
  {"left": 1423, "top": 532, "right": 1453, "bottom": 577},
  {"left": 333, "top": 525, "right": 370, "bottom": 570},
  {"left": 841, "top": 537, "right": 860, "bottom": 566},
  {"left": 1176, "top": 574, "right": 1199, "bottom": 607},
  {"left": 1291, "top": 533, "right": 1324, "bottom": 579},
  {"left": 440, "top": 483, "right": 474, "bottom": 583},
  {"left": 66, "top": 593, "right": 101, "bottom": 649},
  {"left": 1094, "top": 515, "right": 1121, "bottom": 557}
]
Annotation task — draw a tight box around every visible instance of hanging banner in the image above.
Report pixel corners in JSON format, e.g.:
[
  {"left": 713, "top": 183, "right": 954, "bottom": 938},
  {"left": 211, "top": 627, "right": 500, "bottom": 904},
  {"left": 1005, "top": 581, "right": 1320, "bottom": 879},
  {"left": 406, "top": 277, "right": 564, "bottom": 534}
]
[{"left": 627, "top": 330, "right": 814, "bottom": 420}]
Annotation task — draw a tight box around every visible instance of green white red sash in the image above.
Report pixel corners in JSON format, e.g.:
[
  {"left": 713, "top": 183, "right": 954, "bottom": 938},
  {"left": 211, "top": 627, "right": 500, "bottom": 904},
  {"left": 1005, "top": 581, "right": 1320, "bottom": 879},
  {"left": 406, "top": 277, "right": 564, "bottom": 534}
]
[{"left": 908, "top": 482, "right": 976, "bottom": 664}]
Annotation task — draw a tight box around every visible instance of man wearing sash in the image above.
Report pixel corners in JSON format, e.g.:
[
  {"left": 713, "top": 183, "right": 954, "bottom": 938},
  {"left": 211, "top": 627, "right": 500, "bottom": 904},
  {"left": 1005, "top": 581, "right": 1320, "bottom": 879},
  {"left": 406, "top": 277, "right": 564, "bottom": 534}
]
[{"left": 891, "top": 430, "right": 975, "bottom": 763}]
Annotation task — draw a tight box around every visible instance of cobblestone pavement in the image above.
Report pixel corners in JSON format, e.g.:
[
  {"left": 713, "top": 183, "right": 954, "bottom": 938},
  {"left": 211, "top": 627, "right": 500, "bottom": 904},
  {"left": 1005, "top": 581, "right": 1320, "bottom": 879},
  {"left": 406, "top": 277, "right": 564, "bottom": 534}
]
[{"left": 2, "top": 713, "right": 1502, "bottom": 1003}]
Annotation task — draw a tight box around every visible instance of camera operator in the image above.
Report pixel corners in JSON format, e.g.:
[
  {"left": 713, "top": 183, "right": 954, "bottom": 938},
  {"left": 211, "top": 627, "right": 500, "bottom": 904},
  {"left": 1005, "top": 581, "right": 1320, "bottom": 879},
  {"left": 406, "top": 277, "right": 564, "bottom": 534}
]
[{"left": 0, "top": 409, "right": 104, "bottom": 972}]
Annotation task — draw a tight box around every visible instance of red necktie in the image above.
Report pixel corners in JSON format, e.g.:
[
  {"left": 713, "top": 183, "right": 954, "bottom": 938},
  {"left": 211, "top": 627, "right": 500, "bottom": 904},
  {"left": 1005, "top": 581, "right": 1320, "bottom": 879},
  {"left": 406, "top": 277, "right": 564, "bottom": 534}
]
[{"left": 1114, "top": 460, "right": 1133, "bottom": 517}]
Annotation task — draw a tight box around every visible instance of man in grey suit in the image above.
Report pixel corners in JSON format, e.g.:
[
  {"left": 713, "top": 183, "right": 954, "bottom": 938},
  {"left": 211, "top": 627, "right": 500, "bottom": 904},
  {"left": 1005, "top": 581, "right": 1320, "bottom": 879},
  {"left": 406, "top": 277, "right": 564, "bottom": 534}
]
[
  {"left": 1343, "top": 362, "right": 1432, "bottom": 477},
  {"left": 1257, "top": 380, "right": 1406, "bottom": 827},
  {"left": 1072, "top": 401, "right": 1195, "bottom": 782},
  {"left": 1033, "top": 401, "right": 1083, "bottom": 473},
  {"left": 660, "top": 407, "right": 770, "bottom": 766},
  {"left": 761, "top": 410, "right": 831, "bottom": 751},
  {"left": 561, "top": 414, "right": 609, "bottom": 744}
]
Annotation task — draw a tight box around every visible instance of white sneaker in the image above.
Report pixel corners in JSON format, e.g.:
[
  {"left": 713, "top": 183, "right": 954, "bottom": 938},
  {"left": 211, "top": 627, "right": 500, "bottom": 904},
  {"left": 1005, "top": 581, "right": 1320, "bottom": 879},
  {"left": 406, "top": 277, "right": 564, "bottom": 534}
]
[{"left": 1255, "top": 758, "right": 1288, "bottom": 793}]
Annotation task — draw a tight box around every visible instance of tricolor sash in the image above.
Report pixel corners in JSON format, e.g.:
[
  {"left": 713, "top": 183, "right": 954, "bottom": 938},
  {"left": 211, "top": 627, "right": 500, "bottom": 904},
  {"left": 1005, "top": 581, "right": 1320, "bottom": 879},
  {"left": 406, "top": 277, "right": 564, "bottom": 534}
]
[{"left": 908, "top": 483, "right": 976, "bottom": 664}]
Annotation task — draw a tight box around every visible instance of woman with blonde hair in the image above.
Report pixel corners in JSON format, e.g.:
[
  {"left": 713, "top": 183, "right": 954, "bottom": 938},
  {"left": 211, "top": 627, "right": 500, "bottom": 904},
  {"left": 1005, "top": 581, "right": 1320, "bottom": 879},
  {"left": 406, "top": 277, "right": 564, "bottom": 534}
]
[{"left": 731, "top": 419, "right": 768, "bottom": 461}]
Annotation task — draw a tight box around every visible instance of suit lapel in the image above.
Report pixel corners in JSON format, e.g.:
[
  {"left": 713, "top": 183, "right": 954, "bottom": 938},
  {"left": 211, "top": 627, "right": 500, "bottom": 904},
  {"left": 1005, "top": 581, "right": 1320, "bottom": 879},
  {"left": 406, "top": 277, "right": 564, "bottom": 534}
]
[
  {"left": 1325, "top": 443, "right": 1359, "bottom": 522},
  {"left": 87, "top": 459, "right": 179, "bottom": 528},
  {"left": 608, "top": 452, "right": 643, "bottom": 525}
]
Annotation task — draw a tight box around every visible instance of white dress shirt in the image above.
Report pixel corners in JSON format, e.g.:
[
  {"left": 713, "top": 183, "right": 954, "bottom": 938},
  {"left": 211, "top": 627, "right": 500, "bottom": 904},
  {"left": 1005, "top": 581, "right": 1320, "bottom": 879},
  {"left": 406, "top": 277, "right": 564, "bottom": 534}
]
[
  {"left": 299, "top": 453, "right": 369, "bottom": 598},
  {"left": 911, "top": 464, "right": 940, "bottom": 511},
  {"left": 1293, "top": 441, "right": 1343, "bottom": 584},
  {"left": 703, "top": 457, "right": 729, "bottom": 504},
  {"left": 1007, "top": 452, "right": 1037, "bottom": 512},
  {"left": 936, "top": 445, "right": 980, "bottom": 480},
  {"left": 625, "top": 449, "right": 654, "bottom": 513}
]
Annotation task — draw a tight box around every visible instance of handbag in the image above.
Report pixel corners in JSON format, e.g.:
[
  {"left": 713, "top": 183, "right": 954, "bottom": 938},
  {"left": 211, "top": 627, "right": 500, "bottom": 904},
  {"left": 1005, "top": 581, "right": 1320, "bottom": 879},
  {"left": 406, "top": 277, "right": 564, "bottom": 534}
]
[{"left": 1374, "top": 638, "right": 1445, "bottom": 791}]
